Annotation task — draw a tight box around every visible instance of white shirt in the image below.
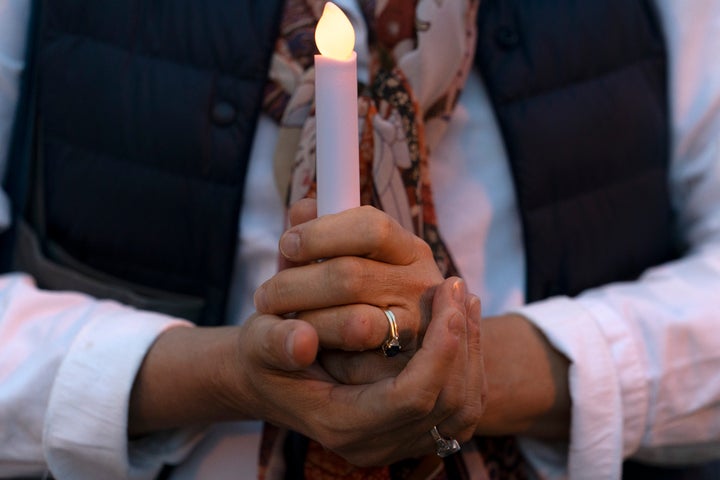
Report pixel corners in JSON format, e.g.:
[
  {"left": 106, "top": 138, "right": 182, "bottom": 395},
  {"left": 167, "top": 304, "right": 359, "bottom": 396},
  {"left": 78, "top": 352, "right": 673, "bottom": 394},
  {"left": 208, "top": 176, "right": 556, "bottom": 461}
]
[{"left": 0, "top": 0, "right": 719, "bottom": 479}]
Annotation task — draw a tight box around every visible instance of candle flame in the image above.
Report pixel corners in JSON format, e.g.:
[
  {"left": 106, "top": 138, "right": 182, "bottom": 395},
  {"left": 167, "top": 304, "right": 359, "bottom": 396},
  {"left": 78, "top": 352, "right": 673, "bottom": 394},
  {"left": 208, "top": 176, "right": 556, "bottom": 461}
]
[{"left": 315, "top": 2, "right": 355, "bottom": 61}]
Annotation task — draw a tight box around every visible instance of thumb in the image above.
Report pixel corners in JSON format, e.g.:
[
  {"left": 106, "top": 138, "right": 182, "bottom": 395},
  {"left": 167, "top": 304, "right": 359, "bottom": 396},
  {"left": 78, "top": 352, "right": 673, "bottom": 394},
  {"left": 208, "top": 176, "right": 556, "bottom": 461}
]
[{"left": 251, "top": 315, "right": 319, "bottom": 371}]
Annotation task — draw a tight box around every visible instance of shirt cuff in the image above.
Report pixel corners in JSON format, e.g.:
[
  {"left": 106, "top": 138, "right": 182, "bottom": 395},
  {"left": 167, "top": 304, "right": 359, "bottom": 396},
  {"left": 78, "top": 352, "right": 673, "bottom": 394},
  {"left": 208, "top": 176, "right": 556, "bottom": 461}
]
[
  {"left": 43, "top": 302, "right": 198, "bottom": 480},
  {"left": 512, "top": 295, "right": 648, "bottom": 479}
]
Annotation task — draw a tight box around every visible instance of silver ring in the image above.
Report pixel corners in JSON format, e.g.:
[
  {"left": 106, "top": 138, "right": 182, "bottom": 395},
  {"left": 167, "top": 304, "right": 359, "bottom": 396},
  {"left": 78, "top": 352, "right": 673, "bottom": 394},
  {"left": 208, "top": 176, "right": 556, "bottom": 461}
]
[
  {"left": 381, "top": 308, "right": 401, "bottom": 357},
  {"left": 430, "top": 426, "right": 461, "bottom": 457}
]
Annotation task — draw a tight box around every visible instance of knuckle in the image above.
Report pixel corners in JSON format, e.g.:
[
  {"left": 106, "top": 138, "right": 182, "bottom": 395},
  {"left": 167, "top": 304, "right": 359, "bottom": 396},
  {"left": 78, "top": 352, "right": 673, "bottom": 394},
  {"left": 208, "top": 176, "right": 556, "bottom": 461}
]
[
  {"left": 412, "top": 237, "right": 438, "bottom": 270},
  {"left": 398, "top": 389, "right": 436, "bottom": 419},
  {"left": 328, "top": 257, "right": 369, "bottom": 293},
  {"left": 413, "top": 236, "right": 434, "bottom": 261},
  {"left": 362, "top": 208, "right": 395, "bottom": 245}
]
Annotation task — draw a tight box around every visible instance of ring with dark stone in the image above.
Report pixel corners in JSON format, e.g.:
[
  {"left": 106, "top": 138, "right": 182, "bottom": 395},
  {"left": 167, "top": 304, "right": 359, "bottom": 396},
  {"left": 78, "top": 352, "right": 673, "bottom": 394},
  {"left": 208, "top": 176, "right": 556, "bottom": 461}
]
[{"left": 381, "top": 308, "right": 402, "bottom": 357}]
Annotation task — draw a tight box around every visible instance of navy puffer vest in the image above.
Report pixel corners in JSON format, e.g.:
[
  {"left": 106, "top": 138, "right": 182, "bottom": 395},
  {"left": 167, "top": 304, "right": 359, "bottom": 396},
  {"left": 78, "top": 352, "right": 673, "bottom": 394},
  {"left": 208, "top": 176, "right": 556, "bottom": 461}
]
[
  {"left": 5, "top": 0, "right": 285, "bottom": 325},
  {"left": 4, "top": 0, "right": 677, "bottom": 324},
  {"left": 475, "top": 0, "right": 677, "bottom": 302}
]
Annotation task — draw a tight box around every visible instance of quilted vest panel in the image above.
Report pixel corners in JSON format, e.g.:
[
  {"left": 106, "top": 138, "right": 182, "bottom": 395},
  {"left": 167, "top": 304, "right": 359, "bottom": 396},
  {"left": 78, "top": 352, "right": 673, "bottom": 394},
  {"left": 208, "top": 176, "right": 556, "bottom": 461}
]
[
  {"left": 7, "top": 0, "right": 284, "bottom": 325},
  {"left": 7, "top": 0, "right": 677, "bottom": 323},
  {"left": 475, "top": 0, "right": 677, "bottom": 301}
]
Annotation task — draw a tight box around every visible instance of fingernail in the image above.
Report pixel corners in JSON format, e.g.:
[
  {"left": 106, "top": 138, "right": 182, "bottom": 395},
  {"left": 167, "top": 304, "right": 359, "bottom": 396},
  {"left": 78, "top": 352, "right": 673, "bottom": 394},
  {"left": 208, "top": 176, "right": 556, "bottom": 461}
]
[
  {"left": 469, "top": 295, "right": 481, "bottom": 321},
  {"left": 452, "top": 278, "right": 465, "bottom": 303},
  {"left": 253, "top": 287, "right": 267, "bottom": 312},
  {"left": 279, "top": 231, "right": 300, "bottom": 258}
]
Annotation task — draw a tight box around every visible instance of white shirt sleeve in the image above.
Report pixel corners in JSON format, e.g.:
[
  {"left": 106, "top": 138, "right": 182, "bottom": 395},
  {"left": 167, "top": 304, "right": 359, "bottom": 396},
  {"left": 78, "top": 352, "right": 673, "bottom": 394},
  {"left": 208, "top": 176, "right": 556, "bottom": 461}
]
[
  {"left": 0, "top": 4, "right": 205, "bottom": 478},
  {"left": 515, "top": 1, "right": 720, "bottom": 478},
  {"left": 0, "top": 273, "right": 199, "bottom": 479}
]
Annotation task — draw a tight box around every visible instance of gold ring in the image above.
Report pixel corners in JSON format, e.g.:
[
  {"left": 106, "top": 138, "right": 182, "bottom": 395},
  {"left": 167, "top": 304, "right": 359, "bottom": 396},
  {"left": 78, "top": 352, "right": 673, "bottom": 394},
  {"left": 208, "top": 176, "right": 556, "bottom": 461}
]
[{"left": 381, "top": 308, "right": 401, "bottom": 357}]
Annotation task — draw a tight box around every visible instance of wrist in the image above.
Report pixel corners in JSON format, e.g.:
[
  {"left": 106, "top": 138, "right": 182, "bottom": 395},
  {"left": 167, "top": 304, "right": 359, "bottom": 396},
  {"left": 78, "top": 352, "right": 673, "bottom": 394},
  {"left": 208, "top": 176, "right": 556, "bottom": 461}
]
[
  {"left": 476, "top": 313, "right": 570, "bottom": 440},
  {"left": 128, "top": 325, "right": 249, "bottom": 436}
]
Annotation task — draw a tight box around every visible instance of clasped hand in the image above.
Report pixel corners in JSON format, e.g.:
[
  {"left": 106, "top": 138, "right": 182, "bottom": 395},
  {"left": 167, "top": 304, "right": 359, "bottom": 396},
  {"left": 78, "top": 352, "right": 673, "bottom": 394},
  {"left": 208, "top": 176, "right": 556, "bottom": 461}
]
[{"left": 243, "top": 199, "right": 486, "bottom": 465}]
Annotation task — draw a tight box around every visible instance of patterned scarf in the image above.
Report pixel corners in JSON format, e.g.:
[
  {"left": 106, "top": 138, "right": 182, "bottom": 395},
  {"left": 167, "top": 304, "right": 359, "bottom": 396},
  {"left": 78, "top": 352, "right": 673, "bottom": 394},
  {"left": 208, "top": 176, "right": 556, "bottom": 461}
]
[
  {"left": 265, "top": 0, "right": 473, "bottom": 276},
  {"left": 259, "top": 0, "right": 528, "bottom": 478}
]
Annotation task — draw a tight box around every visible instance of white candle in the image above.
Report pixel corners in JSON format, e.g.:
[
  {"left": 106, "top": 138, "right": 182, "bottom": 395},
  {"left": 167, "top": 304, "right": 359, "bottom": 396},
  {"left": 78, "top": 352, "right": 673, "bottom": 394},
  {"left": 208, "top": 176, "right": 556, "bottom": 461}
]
[{"left": 314, "top": 2, "right": 360, "bottom": 216}]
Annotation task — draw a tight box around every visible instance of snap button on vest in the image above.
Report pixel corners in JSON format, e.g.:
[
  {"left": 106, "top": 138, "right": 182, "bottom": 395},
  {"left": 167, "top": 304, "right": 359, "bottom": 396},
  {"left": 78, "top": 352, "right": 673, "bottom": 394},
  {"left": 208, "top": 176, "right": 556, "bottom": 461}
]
[
  {"left": 495, "top": 26, "right": 520, "bottom": 49},
  {"left": 211, "top": 101, "right": 237, "bottom": 126}
]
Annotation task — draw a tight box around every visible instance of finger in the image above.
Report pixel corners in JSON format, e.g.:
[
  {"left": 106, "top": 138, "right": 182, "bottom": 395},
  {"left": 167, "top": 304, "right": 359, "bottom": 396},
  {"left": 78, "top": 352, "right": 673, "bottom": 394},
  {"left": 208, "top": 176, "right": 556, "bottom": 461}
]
[
  {"left": 465, "top": 293, "right": 487, "bottom": 417},
  {"left": 318, "top": 349, "right": 402, "bottom": 385},
  {"left": 279, "top": 199, "right": 319, "bottom": 271},
  {"left": 278, "top": 205, "right": 433, "bottom": 267},
  {"left": 255, "top": 256, "right": 430, "bottom": 314},
  {"left": 244, "top": 314, "right": 320, "bottom": 371},
  {"left": 401, "top": 280, "right": 473, "bottom": 458},
  {"left": 354, "top": 278, "right": 465, "bottom": 424},
  {"left": 297, "top": 303, "right": 386, "bottom": 350},
  {"left": 428, "top": 279, "right": 469, "bottom": 420},
  {"left": 288, "top": 197, "right": 317, "bottom": 227},
  {"left": 435, "top": 293, "right": 485, "bottom": 444},
  {"left": 321, "top": 278, "right": 466, "bottom": 462},
  {"left": 297, "top": 303, "right": 419, "bottom": 352}
]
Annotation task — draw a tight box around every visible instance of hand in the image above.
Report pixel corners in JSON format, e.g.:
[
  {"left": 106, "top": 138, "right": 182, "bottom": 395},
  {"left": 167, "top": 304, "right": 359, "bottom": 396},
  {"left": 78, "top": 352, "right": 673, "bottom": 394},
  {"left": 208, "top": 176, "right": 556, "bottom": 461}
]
[
  {"left": 128, "top": 273, "right": 485, "bottom": 466},
  {"left": 474, "top": 313, "right": 570, "bottom": 439},
  {"left": 254, "top": 199, "right": 444, "bottom": 382},
  {"left": 239, "top": 277, "right": 485, "bottom": 466}
]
